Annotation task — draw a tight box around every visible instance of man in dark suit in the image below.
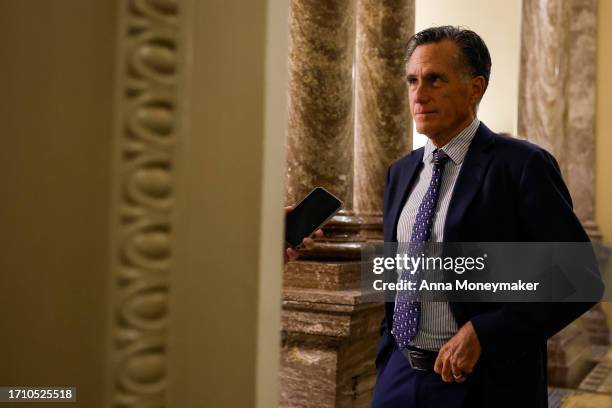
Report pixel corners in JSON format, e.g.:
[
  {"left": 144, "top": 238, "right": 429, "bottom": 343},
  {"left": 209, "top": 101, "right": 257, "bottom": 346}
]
[{"left": 371, "top": 26, "right": 602, "bottom": 407}]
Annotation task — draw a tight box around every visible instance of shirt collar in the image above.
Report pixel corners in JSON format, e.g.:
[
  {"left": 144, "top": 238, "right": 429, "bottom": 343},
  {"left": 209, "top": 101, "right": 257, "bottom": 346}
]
[{"left": 422, "top": 117, "right": 480, "bottom": 165}]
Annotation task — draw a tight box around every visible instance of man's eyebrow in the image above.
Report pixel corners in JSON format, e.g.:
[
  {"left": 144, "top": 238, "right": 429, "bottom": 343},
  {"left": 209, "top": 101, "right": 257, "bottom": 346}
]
[
  {"left": 406, "top": 71, "right": 449, "bottom": 81},
  {"left": 425, "top": 71, "right": 448, "bottom": 80}
]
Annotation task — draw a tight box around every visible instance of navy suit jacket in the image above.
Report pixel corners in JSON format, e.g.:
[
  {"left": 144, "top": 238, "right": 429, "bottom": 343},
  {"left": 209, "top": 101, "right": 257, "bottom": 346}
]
[{"left": 376, "top": 122, "right": 602, "bottom": 407}]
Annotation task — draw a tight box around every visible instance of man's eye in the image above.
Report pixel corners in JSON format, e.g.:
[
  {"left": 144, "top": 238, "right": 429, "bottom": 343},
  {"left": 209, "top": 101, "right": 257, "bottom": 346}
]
[
  {"left": 407, "top": 78, "right": 417, "bottom": 85},
  {"left": 431, "top": 77, "right": 442, "bottom": 86}
]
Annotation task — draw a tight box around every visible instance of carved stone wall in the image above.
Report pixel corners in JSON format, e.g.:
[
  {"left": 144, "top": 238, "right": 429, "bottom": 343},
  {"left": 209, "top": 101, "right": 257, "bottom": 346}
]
[{"left": 109, "top": 0, "right": 181, "bottom": 406}]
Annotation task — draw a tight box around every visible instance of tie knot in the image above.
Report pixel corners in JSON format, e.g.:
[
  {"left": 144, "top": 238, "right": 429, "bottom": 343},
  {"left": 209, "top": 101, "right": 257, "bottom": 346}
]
[{"left": 433, "top": 149, "right": 449, "bottom": 166}]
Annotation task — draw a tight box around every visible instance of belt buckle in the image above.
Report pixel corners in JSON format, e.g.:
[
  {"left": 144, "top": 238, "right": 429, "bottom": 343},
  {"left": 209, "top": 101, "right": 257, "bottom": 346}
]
[{"left": 405, "top": 349, "right": 427, "bottom": 371}]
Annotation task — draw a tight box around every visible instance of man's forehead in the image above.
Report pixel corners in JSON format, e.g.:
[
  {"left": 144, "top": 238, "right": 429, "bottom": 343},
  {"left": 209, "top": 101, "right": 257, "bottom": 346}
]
[
  {"left": 411, "top": 39, "right": 459, "bottom": 56},
  {"left": 406, "top": 64, "right": 449, "bottom": 76},
  {"left": 406, "top": 41, "right": 460, "bottom": 73}
]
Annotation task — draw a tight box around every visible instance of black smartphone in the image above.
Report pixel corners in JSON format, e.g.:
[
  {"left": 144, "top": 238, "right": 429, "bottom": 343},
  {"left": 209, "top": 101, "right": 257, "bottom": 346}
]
[{"left": 285, "top": 187, "right": 343, "bottom": 248}]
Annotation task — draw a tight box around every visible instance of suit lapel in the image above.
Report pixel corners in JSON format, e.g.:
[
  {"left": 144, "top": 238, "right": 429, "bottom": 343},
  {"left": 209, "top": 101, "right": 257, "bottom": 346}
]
[
  {"left": 388, "top": 148, "right": 424, "bottom": 242},
  {"left": 444, "top": 123, "right": 496, "bottom": 242},
  {"left": 385, "top": 151, "right": 423, "bottom": 325}
]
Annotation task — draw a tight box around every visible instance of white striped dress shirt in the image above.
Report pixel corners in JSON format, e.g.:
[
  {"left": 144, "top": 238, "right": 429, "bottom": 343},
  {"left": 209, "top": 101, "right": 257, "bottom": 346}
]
[{"left": 396, "top": 117, "right": 480, "bottom": 351}]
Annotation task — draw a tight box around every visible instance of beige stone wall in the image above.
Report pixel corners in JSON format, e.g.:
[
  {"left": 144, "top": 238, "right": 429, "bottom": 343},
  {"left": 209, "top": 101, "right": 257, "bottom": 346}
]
[
  {"left": 0, "top": 1, "right": 117, "bottom": 407},
  {"left": 414, "top": 0, "right": 522, "bottom": 135},
  {"left": 0, "top": 1, "right": 288, "bottom": 407},
  {"left": 151, "top": 0, "right": 287, "bottom": 406}
]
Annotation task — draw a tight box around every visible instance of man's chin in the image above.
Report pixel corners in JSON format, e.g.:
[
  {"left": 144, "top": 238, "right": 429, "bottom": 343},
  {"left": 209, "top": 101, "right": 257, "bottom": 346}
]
[{"left": 415, "top": 124, "right": 431, "bottom": 136}]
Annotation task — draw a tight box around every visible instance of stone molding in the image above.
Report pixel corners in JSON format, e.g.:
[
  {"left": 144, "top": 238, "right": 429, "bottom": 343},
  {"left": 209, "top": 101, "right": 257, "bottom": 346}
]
[{"left": 108, "top": 0, "right": 183, "bottom": 406}]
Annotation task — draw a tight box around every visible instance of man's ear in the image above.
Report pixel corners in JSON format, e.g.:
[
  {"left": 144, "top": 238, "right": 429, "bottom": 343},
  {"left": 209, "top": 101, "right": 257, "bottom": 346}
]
[{"left": 471, "top": 76, "right": 486, "bottom": 105}]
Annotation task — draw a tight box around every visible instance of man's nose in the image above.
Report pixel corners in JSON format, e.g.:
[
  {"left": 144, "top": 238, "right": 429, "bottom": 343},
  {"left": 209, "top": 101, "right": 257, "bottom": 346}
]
[{"left": 412, "top": 82, "right": 430, "bottom": 104}]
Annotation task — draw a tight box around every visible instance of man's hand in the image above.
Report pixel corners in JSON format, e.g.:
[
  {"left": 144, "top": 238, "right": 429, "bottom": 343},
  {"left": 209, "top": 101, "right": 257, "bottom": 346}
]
[
  {"left": 284, "top": 206, "right": 324, "bottom": 263},
  {"left": 434, "top": 321, "right": 481, "bottom": 383}
]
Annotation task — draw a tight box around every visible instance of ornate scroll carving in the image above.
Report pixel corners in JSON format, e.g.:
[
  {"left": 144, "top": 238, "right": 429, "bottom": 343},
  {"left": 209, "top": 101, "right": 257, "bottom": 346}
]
[{"left": 109, "top": 0, "right": 182, "bottom": 406}]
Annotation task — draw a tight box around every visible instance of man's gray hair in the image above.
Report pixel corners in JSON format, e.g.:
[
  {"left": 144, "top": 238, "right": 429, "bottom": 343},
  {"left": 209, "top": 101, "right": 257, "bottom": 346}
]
[{"left": 405, "top": 26, "right": 492, "bottom": 92}]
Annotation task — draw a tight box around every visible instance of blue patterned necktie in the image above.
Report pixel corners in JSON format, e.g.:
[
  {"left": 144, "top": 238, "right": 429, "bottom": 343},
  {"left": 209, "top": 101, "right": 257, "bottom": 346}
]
[{"left": 392, "top": 149, "right": 450, "bottom": 348}]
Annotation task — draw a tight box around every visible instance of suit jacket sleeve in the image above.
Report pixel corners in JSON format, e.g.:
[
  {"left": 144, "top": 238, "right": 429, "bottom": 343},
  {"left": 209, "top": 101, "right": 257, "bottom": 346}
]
[{"left": 470, "top": 148, "right": 603, "bottom": 360}]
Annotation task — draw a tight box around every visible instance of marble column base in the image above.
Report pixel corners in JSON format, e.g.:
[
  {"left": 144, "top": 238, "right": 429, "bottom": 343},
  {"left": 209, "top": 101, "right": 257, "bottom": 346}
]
[
  {"left": 293, "top": 210, "right": 383, "bottom": 261},
  {"left": 280, "top": 212, "right": 384, "bottom": 407},
  {"left": 548, "top": 321, "right": 597, "bottom": 388},
  {"left": 280, "top": 331, "right": 380, "bottom": 408},
  {"left": 579, "top": 360, "right": 612, "bottom": 394},
  {"left": 548, "top": 387, "right": 612, "bottom": 406},
  {"left": 584, "top": 219, "right": 603, "bottom": 242},
  {"left": 580, "top": 305, "right": 611, "bottom": 346},
  {"left": 280, "top": 284, "right": 384, "bottom": 408}
]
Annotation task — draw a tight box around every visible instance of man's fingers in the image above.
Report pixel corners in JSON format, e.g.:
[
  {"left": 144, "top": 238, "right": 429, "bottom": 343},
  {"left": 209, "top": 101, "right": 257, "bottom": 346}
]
[
  {"left": 450, "top": 356, "right": 466, "bottom": 383},
  {"left": 440, "top": 355, "right": 453, "bottom": 382},
  {"left": 458, "top": 358, "right": 474, "bottom": 375},
  {"left": 302, "top": 237, "right": 315, "bottom": 248},
  {"left": 436, "top": 348, "right": 453, "bottom": 382},
  {"left": 453, "top": 346, "right": 475, "bottom": 375},
  {"left": 453, "top": 373, "right": 466, "bottom": 383},
  {"left": 302, "top": 229, "right": 324, "bottom": 249},
  {"left": 434, "top": 352, "right": 444, "bottom": 375},
  {"left": 286, "top": 248, "right": 299, "bottom": 261}
]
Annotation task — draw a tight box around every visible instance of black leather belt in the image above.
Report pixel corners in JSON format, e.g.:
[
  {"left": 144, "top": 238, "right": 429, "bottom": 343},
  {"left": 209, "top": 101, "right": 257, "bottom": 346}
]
[{"left": 400, "top": 347, "right": 439, "bottom": 371}]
